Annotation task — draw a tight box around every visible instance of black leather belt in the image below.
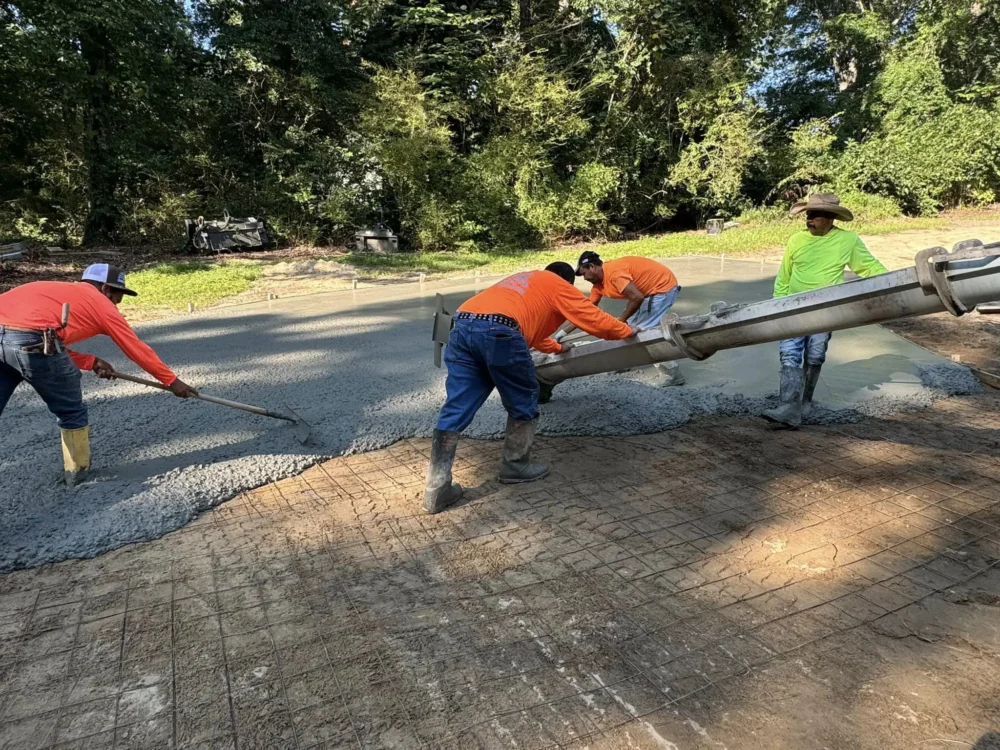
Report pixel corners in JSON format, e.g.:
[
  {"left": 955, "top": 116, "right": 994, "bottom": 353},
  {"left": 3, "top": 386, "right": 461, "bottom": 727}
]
[{"left": 455, "top": 312, "right": 521, "bottom": 331}]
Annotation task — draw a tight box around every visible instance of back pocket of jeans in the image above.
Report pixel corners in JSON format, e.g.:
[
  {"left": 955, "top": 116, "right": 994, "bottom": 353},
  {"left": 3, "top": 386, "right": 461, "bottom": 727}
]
[{"left": 487, "top": 331, "right": 512, "bottom": 367}]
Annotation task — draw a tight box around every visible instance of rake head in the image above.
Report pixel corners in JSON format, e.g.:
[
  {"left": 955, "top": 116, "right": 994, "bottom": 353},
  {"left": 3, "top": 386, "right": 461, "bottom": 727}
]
[{"left": 283, "top": 407, "right": 312, "bottom": 444}]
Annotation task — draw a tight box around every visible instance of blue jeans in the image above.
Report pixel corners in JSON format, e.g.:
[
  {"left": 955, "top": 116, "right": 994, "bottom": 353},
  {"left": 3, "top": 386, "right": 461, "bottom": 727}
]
[
  {"left": 0, "top": 329, "right": 88, "bottom": 429},
  {"left": 779, "top": 333, "right": 832, "bottom": 368},
  {"left": 437, "top": 319, "right": 539, "bottom": 432},
  {"left": 626, "top": 287, "right": 680, "bottom": 332}
]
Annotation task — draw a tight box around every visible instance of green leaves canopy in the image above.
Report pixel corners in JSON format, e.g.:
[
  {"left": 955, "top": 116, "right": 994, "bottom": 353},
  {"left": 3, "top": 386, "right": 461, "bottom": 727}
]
[{"left": 1, "top": 0, "right": 998, "bottom": 249}]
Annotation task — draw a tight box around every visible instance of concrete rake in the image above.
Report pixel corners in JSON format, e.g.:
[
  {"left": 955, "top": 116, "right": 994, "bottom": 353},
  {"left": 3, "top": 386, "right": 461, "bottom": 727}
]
[{"left": 110, "top": 370, "right": 311, "bottom": 444}]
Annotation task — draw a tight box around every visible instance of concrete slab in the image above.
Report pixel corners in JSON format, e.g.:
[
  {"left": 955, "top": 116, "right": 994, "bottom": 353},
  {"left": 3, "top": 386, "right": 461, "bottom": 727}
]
[{"left": 0, "top": 258, "right": 977, "bottom": 572}]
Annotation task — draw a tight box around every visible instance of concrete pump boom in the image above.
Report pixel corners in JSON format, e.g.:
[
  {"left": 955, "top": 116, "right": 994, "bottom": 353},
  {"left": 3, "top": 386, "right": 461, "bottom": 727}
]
[{"left": 534, "top": 240, "right": 1000, "bottom": 385}]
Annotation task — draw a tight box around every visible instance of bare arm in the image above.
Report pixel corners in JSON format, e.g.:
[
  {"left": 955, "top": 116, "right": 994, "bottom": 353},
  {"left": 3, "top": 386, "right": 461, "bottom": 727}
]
[{"left": 619, "top": 282, "right": 645, "bottom": 323}]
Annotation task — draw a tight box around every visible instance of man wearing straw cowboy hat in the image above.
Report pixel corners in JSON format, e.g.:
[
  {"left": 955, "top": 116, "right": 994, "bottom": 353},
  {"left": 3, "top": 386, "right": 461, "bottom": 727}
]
[{"left": 762, "top": 192, "right": 888, "bottom": 428}]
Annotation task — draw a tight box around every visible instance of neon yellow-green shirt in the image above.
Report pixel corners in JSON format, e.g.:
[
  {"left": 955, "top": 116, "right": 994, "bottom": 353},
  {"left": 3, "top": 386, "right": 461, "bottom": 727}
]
[{"left": 773, "top": 227, "right": 888, "bottom": 298}]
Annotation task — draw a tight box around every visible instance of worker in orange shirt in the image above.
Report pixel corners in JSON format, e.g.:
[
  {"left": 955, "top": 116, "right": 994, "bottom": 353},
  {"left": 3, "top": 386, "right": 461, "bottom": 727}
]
[
  {"left": 552, "top": 252, "right": 684, "bottom": 395},
  {"left": 425, "top": 262, "right": 634, "bottom": 513},
  {"left": 0, "top": 263, "right": 198, "bottom": 484}
]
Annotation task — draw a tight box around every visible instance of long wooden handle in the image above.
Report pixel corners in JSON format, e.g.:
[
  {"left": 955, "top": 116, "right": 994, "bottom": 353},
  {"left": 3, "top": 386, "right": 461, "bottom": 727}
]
[
  {"left": 111, "top": 371, "right": 295, "bottom": 423},
  {"left": 112, "top": 371, "right": 170, "bottom": 391}
]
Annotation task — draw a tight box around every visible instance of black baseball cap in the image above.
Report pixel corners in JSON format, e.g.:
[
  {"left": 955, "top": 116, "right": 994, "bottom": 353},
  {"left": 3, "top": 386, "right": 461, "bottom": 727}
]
[
  {"left": 575, "top": 251, "right": 602, "bottom": 276},
  {"left": 82, "top": 263, "right": 138, "bottom": 296}
]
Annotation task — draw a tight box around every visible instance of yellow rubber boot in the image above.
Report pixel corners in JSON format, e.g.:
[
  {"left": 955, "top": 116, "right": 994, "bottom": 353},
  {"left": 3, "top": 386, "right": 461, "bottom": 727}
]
[{"left": 61, "top": 426, "right": 91, "bottom": 486}]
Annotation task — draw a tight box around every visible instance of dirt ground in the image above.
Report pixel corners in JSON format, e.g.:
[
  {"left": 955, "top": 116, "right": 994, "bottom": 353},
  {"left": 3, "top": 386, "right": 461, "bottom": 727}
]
[{"left": 1, "top": 393, "right": 999, "bottom": 749}]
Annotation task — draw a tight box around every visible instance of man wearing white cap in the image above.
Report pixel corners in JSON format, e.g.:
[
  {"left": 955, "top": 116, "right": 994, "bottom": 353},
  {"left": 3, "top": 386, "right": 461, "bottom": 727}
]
[
  {"left": 0, "top": 263, "right": 197, "bottom": 483},
  {"left": 763, "top": 193, "right": 887, "bottom": 428}
]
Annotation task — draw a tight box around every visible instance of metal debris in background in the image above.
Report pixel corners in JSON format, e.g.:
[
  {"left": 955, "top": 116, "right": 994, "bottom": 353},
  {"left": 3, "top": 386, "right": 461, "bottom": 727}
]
[
  {"left": 355, "top": 223, "right": 400, "bottom": 253},
  {"left": 0, "top": 242, "right": 28, "bottom": 261},
  {"left": 185, "top": 213, "right": 269, "bottom": 253}
]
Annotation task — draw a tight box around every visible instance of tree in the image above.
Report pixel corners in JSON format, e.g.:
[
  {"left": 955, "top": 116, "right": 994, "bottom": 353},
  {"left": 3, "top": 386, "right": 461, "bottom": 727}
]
[{"left": 1, "top": 0, "right": 197, "bottom": 245}]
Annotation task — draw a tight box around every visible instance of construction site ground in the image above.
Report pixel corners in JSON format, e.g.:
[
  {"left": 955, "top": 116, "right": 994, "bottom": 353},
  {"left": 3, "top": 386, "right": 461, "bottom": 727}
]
[{"left": 2, "top": 396, "right": 1000, "bottom": 749}]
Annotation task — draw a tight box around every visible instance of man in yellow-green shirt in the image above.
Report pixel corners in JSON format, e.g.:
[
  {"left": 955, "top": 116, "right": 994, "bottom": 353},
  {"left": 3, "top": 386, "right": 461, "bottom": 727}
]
[{"left": 762, "top": 193, "right": 888, "bottom": 428}]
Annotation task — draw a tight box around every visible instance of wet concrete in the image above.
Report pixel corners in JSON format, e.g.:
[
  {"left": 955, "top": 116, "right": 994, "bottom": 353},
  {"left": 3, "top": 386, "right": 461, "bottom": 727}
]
[
  {"left": 568, "top": 256, "right": 959, "bottom": 409},
  {"left": 0, "top": 257, "right": 978, "bottom": 571}
]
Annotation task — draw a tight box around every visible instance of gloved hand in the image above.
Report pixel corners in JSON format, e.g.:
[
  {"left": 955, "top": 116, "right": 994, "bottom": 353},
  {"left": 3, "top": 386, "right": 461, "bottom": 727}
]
[{"left": 553, "top": 329, "right": 568, "bottom": 344}]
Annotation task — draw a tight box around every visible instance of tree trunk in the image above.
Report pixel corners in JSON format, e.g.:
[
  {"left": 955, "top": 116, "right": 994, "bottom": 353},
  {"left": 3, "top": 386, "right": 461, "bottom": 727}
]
[
  {"left": 519, "top": 0, "right": 532, "bottom": 30},
  {"left": 80, "top": 25, "right": 120, "bottom": 246},
  {"left": 814, "top": 7, "right": 859, "bottom": 93}
]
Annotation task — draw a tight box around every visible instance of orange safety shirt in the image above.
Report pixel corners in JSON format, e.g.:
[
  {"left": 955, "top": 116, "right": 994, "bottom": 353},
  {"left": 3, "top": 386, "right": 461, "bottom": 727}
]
[
  {"left": 589, "top": 256, "right": 678, "bottom": 303},
  {"left": 459, "top": 270, "right": 632, "bottom": 354},
  {"left": 0, "top": 281, "right": 177, "bottom": 385}
]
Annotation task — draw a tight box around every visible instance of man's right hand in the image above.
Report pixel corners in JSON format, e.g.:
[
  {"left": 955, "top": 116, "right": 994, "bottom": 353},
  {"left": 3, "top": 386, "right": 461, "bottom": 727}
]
[
  {"left": 168, "top": 379, "right": 199, "bottom": 399},
  {"left": 92, "top": 358, "right": 115, "bottom": 379}
]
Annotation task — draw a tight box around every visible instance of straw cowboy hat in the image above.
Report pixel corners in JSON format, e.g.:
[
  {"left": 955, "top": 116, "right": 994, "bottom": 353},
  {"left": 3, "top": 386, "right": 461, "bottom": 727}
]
[{"left": 790, "top": 192, "right": 854, "bottom": 221}]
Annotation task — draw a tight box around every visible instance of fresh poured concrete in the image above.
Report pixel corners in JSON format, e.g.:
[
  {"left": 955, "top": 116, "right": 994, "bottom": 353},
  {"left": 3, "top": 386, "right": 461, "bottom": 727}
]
[
  {"left": 0, "top": 258, "right": 977, "bottom": 571},
  {"left": 566, "top": 256, "right": 960, "bottom": 411}
]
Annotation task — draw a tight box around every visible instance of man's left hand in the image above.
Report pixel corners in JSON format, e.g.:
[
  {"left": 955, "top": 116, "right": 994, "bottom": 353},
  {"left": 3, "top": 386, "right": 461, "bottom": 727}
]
[{"left": 92, "top": 358, "right": 115, "bottom": 379}]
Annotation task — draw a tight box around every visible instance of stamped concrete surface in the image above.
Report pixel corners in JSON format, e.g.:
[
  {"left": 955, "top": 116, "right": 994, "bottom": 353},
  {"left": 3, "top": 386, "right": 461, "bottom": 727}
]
[
  {"left": 0, "top": 258, "right": 977, "bottom": 572},
  {"left": 1, "top": 392, "right": 999, "bottom": 749}
]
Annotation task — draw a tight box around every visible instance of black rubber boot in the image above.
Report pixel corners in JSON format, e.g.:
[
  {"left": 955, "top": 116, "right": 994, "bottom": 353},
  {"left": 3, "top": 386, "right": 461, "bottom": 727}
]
[
  {"left": 423, "top": 429, "right": 463, "bottom": 514},
  {"left": 762, "top": 365, "right": 804, "bottom": 429},
  {"left": 498, "top": 417, "right": 549, "bottom": 484},
  {"left": 537, "top": 379, "right": 556, "bottom": 404},
  {"left": 801, "top": 364, "right": 822, "bottom": 422}
]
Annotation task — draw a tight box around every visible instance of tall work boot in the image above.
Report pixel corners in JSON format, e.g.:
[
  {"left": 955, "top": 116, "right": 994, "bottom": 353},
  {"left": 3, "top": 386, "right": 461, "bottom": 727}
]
[
  {"left": 424, "top": 430, "right": 463, "bottom": 514},
  {"left": 653, "top": 361, "right": 686, "bottom": 387},
  {"left": 801, "top": 364, "right": 823, "bottom": 422},
  {"left": 498, "top": 417, "right": 549, "bottom": 484},
  {"left": 61, "top": 426, "right": 91, "bottom": 486},
  {"left": 537, "top": 379, "right": 556, "bottom": 404},
  {"left": 762, "top": 366, "right": 804, "bottom": 429}
]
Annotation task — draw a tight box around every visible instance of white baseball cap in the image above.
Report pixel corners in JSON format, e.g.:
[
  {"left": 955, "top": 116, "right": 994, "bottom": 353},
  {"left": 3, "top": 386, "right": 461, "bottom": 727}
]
[{"left": 81, "top": 263, "right": 138, "bottom": 296}]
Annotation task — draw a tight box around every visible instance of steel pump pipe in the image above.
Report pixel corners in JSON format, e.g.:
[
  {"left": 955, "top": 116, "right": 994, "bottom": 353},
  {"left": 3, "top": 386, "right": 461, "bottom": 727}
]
[{"left": 534, "top": 240, "right": 1000, "bottom": 386}]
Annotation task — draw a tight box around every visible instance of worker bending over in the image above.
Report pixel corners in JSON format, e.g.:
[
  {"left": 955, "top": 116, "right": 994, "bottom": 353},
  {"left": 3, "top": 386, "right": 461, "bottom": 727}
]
[
  {"left": 763, "top": 193, "right": 887, "bottom": 428},
  {"left": 0, "top": 264, "right": 198, "bottom": 483},
  {"left": 425, "top": 262, "right": 634, "bottom": 514},
  {"left": 555, "top": 252, "right": 683, "bottom": 388}
]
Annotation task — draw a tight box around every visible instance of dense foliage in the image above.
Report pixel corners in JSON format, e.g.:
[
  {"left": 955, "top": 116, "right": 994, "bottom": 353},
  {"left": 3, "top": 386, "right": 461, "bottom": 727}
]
[{"left": 2, "top": 0, "right": 998, "bottom": 249}]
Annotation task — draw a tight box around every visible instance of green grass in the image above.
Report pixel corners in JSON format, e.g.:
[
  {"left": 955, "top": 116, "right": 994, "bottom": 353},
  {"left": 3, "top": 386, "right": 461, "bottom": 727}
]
[
  {"left": 120, "top": 261, "right": 260, "bottom": 310},
  {"left": 342, "top": 251, "right": 492, "bottom": 276},
  {"left": 118, "top": 214, "right": 948, "bottom": 312},
  {"left": 339, "top": 215, "right": 945, "bottom": 278}
]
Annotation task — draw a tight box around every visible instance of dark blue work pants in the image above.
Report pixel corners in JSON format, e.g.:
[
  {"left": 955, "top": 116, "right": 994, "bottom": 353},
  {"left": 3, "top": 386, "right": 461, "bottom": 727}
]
[
  {"left": 436, "top": 319, "right": 539, "bottom": 432},
  {"left": 0, "top": 329, "right": 88, "bottom": 429}
]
